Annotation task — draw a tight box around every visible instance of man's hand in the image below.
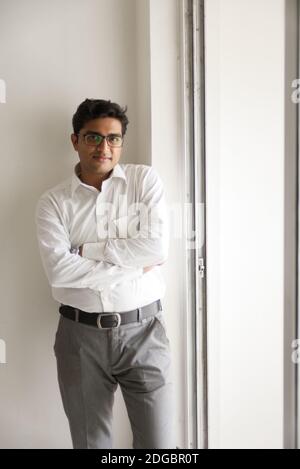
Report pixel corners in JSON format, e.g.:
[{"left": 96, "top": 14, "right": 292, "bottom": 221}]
[
  {"left": 143, "top": 262, "right": 165, "bottom": 274},
  {"left": 143, "top": 265, "right": 155, "bottom": 274}
]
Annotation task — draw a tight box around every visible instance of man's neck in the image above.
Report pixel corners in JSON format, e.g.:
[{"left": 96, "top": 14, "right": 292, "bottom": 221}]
[{"left": 79, "top": 169, "right": 113, "bottom": 191}]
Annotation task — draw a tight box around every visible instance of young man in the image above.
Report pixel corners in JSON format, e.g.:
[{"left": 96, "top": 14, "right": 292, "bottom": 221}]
[{"left": 35, "top": 99, "right": 176, "bottom": 449}]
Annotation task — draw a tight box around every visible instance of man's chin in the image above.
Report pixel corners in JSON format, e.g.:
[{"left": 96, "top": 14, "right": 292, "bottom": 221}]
[{"left": 91, "top": 160, "right": 113, "bottom": 170}]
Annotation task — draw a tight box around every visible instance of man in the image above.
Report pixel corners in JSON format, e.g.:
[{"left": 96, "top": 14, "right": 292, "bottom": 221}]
[{"left": 35, "top": 98, "right": 175, "bottom": 449}]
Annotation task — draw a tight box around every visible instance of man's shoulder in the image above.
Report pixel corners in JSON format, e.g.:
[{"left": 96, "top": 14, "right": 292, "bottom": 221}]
[
  {"left": 120, "top": 163, "right": 151, "bottom": 174},
  {"left": 120, "top": 163, "right": 159, "bottom": 182},
  {"left": 119, "top": 164, "right": 164, "bottom": 201},
  {"left": 36, "top": 175, "right": 72, "bottom": 208}
]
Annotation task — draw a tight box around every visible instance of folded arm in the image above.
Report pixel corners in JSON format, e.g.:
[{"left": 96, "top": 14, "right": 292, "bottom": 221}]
[
  {"left": 81, "top": 167, "right": 169, "bottom": 268},
  {"left": 35, "top": 195, "right": 143, "bottom": 290}
]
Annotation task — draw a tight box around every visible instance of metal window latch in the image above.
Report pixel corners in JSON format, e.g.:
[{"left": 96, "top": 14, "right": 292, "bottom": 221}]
[{"left": 198, "top": 258, "right": 205, "bottom": 278}]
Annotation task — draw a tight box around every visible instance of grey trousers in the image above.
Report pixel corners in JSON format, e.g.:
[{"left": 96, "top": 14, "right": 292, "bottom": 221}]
[{"left": 53, "top": 306, "right": 176, "bottom": 449}]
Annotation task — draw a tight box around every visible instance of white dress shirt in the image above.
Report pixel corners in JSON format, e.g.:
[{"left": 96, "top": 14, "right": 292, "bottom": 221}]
[{"left": 35, "top": 162, "right": 169, "bottom": 313}]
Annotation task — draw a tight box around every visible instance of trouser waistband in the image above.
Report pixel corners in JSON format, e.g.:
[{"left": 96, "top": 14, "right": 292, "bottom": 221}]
[{"left": 59, "top": 299, "right": 162, "bottom": 329}]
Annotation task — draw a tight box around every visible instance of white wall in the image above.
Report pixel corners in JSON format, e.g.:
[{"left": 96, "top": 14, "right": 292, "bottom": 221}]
[
  {"left": 0, "top": 0, "right": 186, "bottom": 449},
  {"left": 136, "top": 0, "right": 151, "bottom": 166},
  {"left": 0, "top": 0, "right": 147, "bottom": 449},
  {"left": 205, "top": 0, "right": 297, "bottom": 449}
]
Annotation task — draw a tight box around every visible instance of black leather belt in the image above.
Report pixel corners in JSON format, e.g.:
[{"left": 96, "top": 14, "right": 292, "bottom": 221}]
[{"left": 59, "top": 299, "right": 162, "bottom": 329}]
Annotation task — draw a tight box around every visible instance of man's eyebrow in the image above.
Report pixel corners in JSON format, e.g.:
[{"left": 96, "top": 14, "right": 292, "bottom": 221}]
[{"left": 83, "top": 130, "right": 122, "bottom": 137}]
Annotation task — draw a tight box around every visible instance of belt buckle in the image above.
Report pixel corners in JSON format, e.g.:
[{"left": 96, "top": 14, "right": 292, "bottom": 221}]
[{"left": 97, "top": 313, "right": 121, "bottom": 329}]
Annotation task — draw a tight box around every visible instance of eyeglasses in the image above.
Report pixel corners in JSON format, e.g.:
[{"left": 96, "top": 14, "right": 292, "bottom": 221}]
[{"left": 79, "top": 132, "right": 123, "bottom": 148}]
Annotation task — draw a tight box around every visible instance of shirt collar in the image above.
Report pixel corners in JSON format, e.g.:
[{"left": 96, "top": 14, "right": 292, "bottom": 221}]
[{"left": 71, "top": 162, "right": 127, "bottom": 196}]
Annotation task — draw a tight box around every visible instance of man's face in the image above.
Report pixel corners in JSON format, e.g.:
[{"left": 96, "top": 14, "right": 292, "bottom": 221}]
[{"left": 71, "top": 117, "right": 123, "bottom": 178}]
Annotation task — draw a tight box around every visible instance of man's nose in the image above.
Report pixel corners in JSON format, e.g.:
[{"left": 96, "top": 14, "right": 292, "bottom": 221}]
[{"left": 97, "top": 137, "right": 110, "bottom": 151}]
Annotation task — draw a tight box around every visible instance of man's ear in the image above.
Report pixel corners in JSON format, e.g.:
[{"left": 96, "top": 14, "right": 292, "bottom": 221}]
[{"left": 71, "top": 133, "right": 78, "bottom": 150}]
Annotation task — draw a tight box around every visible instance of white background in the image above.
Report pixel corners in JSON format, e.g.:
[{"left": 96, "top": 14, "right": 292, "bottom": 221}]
[
  {"left": 0, "top": 0, "right": 297, "bottom": 449},
  {"left": 0, "top": 0, "right": 185, "bottom": 449}
]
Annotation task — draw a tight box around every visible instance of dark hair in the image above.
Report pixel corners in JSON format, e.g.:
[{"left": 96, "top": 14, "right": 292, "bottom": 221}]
[{"left": 72, "top": 98, "right": 129, "bottom": 136}]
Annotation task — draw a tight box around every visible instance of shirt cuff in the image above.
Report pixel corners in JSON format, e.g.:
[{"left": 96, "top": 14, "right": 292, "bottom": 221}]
[{"left": 82, "top": 241, "right": 107, "bottom": 261}]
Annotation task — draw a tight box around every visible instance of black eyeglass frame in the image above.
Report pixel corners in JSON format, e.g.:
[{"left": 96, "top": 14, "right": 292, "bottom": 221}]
[{"left": 76, "top": 131, "right": 124, "bottom": 148}]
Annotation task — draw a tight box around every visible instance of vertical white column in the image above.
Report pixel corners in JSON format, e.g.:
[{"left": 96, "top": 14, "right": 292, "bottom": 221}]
[
  {"left": 205, "top": 0, "right": 297, "bottom": 449},
  {"left": 148, "top": 0, "right": 187, "bottom": 447}
]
